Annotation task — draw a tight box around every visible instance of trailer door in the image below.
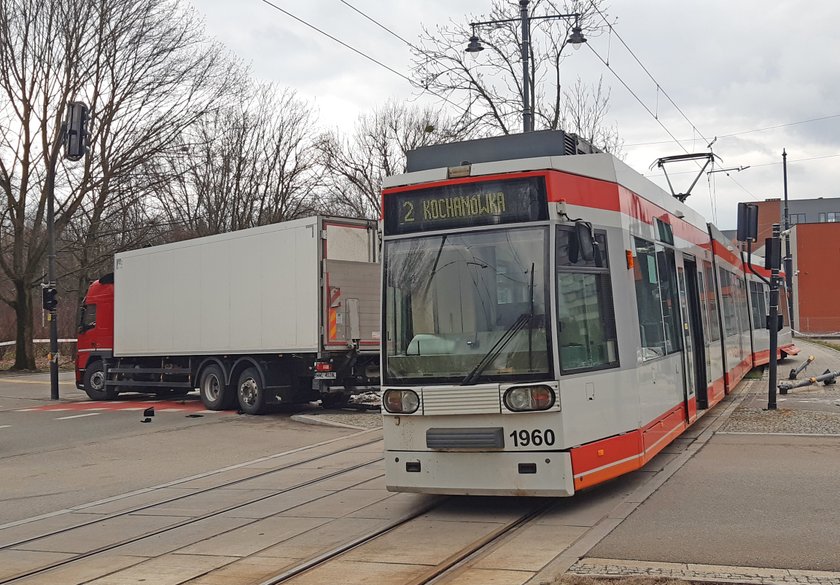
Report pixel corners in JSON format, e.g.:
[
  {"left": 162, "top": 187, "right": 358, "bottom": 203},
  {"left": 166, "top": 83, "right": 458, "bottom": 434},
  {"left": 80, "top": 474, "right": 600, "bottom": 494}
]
[{"left": 321, "top": 220, "right": 380, "bottom": 352}]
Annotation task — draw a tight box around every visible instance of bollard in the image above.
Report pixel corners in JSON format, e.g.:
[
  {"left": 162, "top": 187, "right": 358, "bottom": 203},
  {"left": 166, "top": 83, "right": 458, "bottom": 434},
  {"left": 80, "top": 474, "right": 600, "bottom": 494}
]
[
  {"left": 789, "top": 355, "right": 815, "bottom": 380},
  {"left": 778, "top": 368, "right": 840, "bottom": 394}
]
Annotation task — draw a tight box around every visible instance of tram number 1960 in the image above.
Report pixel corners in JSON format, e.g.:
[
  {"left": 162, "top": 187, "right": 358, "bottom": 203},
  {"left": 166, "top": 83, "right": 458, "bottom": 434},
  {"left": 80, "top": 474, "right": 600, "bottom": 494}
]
[{"left": 509, "top": 429, "right": 556, "bottom": 447}]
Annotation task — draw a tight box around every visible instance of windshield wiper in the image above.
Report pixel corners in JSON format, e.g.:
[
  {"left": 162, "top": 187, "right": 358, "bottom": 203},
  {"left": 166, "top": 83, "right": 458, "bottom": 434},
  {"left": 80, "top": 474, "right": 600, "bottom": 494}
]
[{"left": 460, "top": 311, "right": 533, "bottom": 386}]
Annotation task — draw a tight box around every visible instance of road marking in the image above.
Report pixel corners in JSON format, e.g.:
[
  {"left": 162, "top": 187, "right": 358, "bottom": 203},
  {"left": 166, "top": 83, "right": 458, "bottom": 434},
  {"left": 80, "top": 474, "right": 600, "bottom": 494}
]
[
  {"left": 0, "top": 425, "right": 11, "bottom": 429},
  {"left": 55, "top": 412, "right": 101, "bottom": 420},
  {"left": 0, "top": 379, "right": 76, "bottom": 386}
]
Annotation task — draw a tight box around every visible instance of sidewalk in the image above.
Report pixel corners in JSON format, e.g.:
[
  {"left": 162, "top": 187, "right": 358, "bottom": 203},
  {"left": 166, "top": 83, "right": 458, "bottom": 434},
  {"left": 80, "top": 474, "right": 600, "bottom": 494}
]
[{"left": 564, "top": 339, "right": 840, "bottom": 584}]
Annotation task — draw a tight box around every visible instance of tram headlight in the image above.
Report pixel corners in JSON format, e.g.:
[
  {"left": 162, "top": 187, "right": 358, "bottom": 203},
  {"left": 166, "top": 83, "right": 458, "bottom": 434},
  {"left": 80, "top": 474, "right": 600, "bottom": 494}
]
[
  {"left": 383, "top": 389, "right": 420, "bottom": 414},
  {"left": 504, "top": 385, "right": 555, "bottom": 412}
]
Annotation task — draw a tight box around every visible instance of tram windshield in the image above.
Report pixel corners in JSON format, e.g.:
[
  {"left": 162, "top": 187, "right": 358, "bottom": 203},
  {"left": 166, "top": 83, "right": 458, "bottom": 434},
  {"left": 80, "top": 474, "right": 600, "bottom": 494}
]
[{"left": 383, "top": 227, "right": 550, "bottom": 385}]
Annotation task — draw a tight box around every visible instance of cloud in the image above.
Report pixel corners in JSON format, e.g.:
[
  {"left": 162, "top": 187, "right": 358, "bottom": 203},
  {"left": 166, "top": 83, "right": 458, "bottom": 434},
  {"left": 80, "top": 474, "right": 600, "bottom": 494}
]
[{"left": 188, "top": 0, "right": 840, "bottom": 229}]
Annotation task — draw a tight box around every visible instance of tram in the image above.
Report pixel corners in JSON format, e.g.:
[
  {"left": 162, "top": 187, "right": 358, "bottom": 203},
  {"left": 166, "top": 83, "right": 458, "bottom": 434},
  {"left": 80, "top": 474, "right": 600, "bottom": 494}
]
[{"left": 379, "top": 131, "right": 797, "bottom": 497}]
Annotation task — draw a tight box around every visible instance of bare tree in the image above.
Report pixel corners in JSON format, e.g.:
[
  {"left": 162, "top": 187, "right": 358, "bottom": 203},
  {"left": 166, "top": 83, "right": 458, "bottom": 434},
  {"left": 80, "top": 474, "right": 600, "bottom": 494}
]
[
  {"left": 319, "top": 101, "right": 469, "bottom": 219},
  {"left": 0, "top": 0, "right": 232, "bottom": 369},
  {"left": 151, "top": 84, "right": 321, "bottom": 236},
  {"left": 561, "top": 76, "right": 623, "bottom": 155},
  {"left": 412, "top": 0, "right": 619, "bottom": 150}
]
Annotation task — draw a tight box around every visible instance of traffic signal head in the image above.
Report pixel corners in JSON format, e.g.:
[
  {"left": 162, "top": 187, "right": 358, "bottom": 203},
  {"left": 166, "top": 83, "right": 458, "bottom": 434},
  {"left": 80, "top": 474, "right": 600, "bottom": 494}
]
[
  {"left": 64, "top": 101, "right": 89, "bottom": 161},
  {"left": 42, "top": 286, "right": 58, "bottom": 311}
]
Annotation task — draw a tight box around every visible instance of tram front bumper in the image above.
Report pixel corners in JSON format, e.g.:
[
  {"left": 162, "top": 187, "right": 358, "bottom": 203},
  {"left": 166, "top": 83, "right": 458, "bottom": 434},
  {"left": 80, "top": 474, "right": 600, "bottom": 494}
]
[{"left": 384, "top": 450, "right": 574, "bottom": 497}]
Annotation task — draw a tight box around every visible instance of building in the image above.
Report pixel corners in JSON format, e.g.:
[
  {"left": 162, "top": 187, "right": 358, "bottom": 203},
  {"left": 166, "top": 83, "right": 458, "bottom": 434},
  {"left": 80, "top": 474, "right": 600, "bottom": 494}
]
[{"left": 751, "top": 197, "right": 840, "bottom": 336}]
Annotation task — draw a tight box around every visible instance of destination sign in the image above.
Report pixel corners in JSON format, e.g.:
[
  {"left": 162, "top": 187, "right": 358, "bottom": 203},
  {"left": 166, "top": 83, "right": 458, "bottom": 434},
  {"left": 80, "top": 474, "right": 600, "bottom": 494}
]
[{"left": 383, "top": 176, "right": 547, "bottom": 235}]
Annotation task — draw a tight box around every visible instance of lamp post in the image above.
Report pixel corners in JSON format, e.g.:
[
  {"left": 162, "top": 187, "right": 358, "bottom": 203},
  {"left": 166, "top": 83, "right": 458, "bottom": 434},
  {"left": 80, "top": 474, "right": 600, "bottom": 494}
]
[{"left": 465, "top": 0, "right": 586, "bottom": 133}]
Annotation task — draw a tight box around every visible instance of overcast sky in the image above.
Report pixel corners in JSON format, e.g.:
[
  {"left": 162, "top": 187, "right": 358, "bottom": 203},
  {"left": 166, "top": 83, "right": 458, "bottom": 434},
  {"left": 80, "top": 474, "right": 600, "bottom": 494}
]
[{"left": 188, "top": 0, "right": 840, "bottom": 229}]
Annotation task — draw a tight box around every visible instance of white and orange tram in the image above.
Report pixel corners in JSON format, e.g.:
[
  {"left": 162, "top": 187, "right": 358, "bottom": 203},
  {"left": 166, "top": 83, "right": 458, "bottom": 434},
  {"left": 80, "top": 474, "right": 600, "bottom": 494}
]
[{"left": 379, "top": 131, "right": 797, "bottom": 497}]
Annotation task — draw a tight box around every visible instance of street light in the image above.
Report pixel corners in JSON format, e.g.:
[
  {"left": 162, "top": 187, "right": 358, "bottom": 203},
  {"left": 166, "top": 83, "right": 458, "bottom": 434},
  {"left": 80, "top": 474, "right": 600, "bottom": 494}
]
[{"left": 465, "top": 0, "right": 586, "bottom": 133}]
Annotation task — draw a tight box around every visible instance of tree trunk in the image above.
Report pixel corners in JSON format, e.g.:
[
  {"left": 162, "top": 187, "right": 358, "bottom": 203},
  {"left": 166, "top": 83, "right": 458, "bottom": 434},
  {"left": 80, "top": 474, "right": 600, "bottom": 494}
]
[{"left": 12, "top": 280, "right": 36, "bottom": 370}]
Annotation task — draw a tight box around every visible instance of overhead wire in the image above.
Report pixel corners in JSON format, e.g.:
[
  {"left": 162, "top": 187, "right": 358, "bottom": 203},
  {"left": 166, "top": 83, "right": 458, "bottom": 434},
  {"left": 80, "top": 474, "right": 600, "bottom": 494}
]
[
  {"left": 339, "top": 0, "right": 417, "bottom": 49},
  {"left": 586, "top": 1, "right": 711, "bottom": 148},
  {"left": 583, "top": 2, "right": 763, "bottom": 204},
  {"left": 256, "top": 0, "right": 463, "bottom": 112},
  {"left": 585, "top": 43, "right": 690, "bottom": 156},
  {"left": 625, "top": 113, "right": 840, "bottom": 147}
]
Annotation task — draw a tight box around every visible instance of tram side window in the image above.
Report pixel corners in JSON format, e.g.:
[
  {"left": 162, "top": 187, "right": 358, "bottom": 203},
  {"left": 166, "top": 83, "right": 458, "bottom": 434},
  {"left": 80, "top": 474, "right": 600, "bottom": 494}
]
[
  {"left": 703, "top": 261, "right": 721, "bottom": 342},
  {"left": 779, "top": 286, "right": 789, "bottom": 326},
  {"left": 556, "top": 228, "right": 619, "bottom": 372},
  {"left": 718, "top": 269, "right": 739, "bottom": 337},
  {"left": 749, "top": 282, "right": 766, "bottom": 330},
  {"left": 656, "top": 246, "right": 682, "bottom": 354},
  {"left": 735, "top": 278, "right": 750, "bottom": 333},
  {"left": 633, "top": 238, "right": 664, "bottom": 359}
]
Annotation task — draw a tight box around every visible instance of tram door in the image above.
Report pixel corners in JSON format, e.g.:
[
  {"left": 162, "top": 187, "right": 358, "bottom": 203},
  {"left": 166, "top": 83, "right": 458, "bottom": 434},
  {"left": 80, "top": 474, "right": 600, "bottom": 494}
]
[{"left": 680, "top": 258, "right": 708, "bottom": 416}]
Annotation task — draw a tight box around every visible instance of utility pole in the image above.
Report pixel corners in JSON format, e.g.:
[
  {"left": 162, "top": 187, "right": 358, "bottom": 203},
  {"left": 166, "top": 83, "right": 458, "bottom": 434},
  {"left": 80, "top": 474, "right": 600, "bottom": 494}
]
[
  {"left": 520, "top": 0, "right": 532, "bottom": 133},
  {"left": 44, "top": 123, "right": 66, "bottom": 401},
  {"left": 782, "top": 149, "right": 794, "bottom": 331},
  {"left": 45, "top": 101, "right": 89, "bottom": 400}
]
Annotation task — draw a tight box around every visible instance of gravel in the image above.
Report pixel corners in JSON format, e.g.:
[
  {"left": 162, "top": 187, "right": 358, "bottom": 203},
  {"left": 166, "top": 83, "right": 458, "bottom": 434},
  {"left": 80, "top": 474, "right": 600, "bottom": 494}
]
[{"left": 720, "top": 339, "right": 840, "bottom": 435}]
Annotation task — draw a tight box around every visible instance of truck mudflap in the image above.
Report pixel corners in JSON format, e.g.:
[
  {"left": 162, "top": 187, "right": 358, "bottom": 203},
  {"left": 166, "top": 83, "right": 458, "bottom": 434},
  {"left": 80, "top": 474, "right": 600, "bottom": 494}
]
[{"left": 313, "top": 349, "right": 380, "bottom": 407}]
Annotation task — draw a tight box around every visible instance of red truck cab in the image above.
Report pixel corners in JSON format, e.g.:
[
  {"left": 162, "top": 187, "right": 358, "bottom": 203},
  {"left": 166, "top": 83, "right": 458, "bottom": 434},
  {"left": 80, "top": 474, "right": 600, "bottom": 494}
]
[{"left": 75, "top": 273, "right": 115, "bottom": 397}]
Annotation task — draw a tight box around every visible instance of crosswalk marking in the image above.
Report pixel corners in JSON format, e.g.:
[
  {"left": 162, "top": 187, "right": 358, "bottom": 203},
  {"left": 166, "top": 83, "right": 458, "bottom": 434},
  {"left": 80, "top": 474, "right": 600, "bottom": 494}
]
[
  {"left": 12, "top": 399, "right": 230, "bottom": 416},
  {"left": 56, "top": 412, "right": 101, "bottom": 420}
]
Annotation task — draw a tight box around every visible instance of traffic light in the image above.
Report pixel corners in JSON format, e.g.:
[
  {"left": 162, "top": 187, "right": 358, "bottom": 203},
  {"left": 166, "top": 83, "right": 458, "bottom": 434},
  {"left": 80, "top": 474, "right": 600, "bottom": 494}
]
[
  {"left": 64, "top": 101, "right": 89, "bottom": 161},
  {"left": 42, "top": 286, "right": 58, "bottom": 311}
]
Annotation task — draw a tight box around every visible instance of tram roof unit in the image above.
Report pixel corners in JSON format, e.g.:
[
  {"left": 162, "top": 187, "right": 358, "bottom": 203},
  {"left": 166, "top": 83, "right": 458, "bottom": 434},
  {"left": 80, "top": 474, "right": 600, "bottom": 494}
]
[{"left": 384, "top": 130, "right": 710, "bottom": 237}]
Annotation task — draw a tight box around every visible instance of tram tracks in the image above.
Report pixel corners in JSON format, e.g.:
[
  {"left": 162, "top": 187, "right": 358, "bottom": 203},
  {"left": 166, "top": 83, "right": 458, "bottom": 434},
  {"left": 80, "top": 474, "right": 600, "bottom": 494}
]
[
  {"left": 254, "top": 498, "right": 556, "bottom": 585},
  {"left": 0, "top": 434, "right": 385, "bottom": 584},
  {"left": 4, "top": 432, "right": 566, "bottom": 585}
]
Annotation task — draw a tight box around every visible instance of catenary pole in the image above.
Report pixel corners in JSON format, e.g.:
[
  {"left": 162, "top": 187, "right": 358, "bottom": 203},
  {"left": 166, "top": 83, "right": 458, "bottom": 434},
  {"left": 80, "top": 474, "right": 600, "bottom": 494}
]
[{"left": 782, "top": 149, "right": 794, "bottom": 331}]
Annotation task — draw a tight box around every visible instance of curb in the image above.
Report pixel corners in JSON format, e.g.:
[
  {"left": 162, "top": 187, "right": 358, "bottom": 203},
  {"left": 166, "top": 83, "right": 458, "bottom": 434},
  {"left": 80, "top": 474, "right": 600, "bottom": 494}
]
[
  {"left": 568, "top": 558, "right": 840, "bottom": 585},
  {"left": 290, "top": 413, "right": 376, "bottom": 430}
]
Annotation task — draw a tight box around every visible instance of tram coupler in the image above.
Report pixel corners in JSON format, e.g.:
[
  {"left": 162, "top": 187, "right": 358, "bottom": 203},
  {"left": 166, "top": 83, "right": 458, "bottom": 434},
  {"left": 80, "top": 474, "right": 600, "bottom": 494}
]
[
  {"left": 778, "top": 368, "right": 840, "bottom": 394},
  {"left": 788, "top": 355, "right": 815, "bottom": 380}
]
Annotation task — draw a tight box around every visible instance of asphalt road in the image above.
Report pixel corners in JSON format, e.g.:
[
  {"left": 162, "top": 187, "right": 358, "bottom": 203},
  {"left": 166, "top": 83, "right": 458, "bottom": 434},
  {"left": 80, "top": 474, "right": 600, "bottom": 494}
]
[{"left": 0, "top": 371, "right": 358, "bottom": 525}]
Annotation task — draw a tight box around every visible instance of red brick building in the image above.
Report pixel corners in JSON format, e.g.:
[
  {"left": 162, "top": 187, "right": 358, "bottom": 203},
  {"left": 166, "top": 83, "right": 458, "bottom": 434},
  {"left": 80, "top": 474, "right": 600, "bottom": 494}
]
[
  {"left": 790, "top": 223, "right": 840, "bottom": 334},
  {"left": 749, "top": 197, "right": 840, "bottom": 335}
]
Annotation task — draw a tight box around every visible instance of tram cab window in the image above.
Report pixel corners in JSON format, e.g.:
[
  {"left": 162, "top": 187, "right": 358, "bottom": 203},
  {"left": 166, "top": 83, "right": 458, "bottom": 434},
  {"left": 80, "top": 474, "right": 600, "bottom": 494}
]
[
  {"left": 555, "top": 228, "right": 618, "bottom": 372},
  {"left": 633, "top": 237, "right": 682, "bottom": 360}
]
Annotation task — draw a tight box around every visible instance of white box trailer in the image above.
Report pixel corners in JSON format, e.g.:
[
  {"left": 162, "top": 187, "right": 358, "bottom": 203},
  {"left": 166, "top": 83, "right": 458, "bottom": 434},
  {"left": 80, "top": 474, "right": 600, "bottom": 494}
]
[{"left": 76, "top": 216, "right": 381, "bottom": 413}]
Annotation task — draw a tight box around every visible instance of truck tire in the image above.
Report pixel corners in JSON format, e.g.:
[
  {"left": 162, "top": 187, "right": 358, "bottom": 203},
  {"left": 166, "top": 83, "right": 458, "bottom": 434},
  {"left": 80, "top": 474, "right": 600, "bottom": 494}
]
[
  {"left": 237, "top": 367, "right": 266, "bottom": 415},
  {"left": 84, "top": 361, "right": 118, "bottom": 401},
  {"left": 199, "top": 365, "right": 234, "bottom": 410}
]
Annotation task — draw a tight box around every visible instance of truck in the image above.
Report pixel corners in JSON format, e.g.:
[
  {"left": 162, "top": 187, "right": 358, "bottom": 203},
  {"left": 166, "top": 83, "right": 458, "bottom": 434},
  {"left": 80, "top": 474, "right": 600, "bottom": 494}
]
[{"left": 75, "top": 216, "right": 381, "bottom": 414}]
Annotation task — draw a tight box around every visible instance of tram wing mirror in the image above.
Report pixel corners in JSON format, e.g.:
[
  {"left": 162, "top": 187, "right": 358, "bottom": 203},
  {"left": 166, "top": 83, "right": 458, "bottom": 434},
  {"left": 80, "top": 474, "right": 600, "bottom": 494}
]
[{"left": 574, "top": 221, "right": 603, "bottom": 267}]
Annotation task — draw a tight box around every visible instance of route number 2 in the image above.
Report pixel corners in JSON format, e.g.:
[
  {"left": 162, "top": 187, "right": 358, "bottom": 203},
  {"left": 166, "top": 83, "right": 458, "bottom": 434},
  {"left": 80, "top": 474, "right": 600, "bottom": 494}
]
[{"left": 509, "top": 429, "right": 555, "bottom": 447}]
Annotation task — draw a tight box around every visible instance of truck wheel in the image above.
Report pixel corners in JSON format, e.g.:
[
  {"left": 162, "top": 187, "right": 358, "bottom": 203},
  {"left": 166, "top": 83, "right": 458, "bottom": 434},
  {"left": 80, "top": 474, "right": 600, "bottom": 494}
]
[
  {"left": 199, "top": 365, "right": 233, "bottom": 410},
  {"left": 237, "top": 367, "right": 266, "bottom": 415},
  {"left": 84, "top": 362, "right": 117, "bottom": 401}
]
